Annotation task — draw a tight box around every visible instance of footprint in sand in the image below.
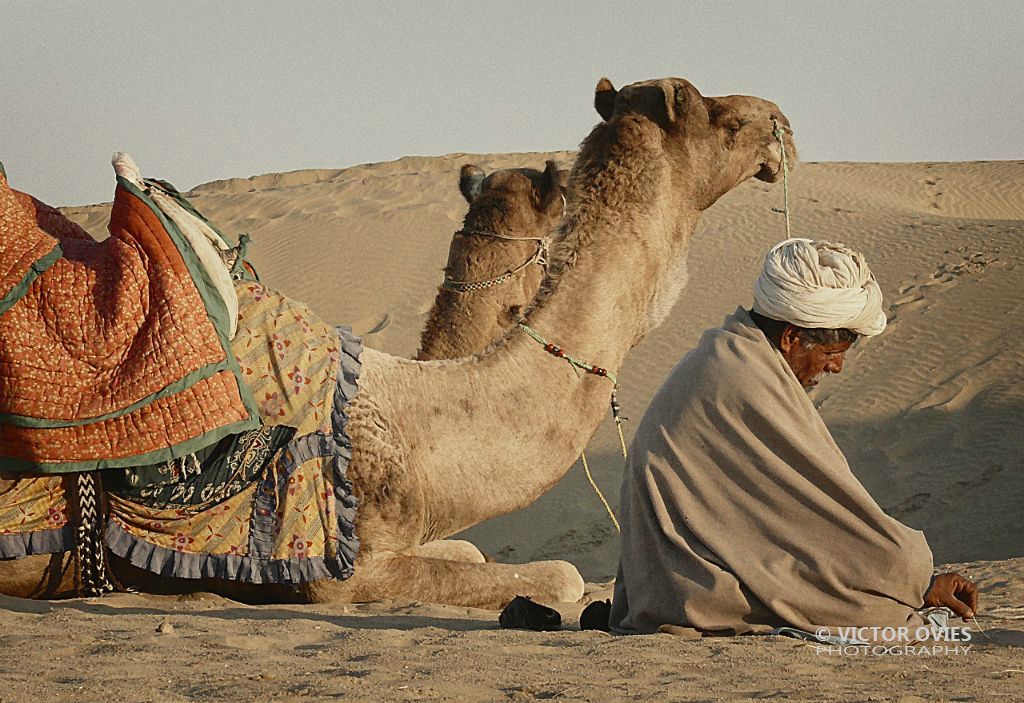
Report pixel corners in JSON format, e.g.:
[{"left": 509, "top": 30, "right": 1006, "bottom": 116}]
[
  {"left": 888, "top": 292, "right": 928, "bottom": 322},
  {"left": 923, "top": 176, "right": 943, "bottom": 209},
  {"left": 887, "top": 252, "right": 987, "bottom": 322}
]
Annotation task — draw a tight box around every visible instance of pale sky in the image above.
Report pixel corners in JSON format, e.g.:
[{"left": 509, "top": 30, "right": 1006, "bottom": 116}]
[{"left": 2, "top": 1, "right": 1020, "bottom": 206}]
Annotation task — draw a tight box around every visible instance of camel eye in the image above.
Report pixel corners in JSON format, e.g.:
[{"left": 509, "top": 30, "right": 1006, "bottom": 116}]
[{"left": 725, "top": 118, "right": 745, "bottom": 133}]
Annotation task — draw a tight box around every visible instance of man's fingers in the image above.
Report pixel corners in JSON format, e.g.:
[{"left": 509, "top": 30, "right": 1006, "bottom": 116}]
[
  {"left": 946, "top": 596, "right": 973, "bottom": 621},
  {"left": 961, "top": 581, "right": 979, "bottom": 616}
]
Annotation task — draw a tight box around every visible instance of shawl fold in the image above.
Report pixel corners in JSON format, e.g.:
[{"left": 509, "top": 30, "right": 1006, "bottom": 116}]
[{"left": 610, "top": 307, "right": 932, "bottom": 635}]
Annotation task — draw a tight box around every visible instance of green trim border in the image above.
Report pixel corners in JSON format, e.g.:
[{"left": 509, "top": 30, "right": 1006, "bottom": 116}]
[
  {"left": 0, "top": 417, "right": 256, "bottom": 473},
  {"left": 117, "top": 176, "right": 260, "bottom": 426},
  {"left": 0, "top": 242, "right": 62, "bottom": 315}
]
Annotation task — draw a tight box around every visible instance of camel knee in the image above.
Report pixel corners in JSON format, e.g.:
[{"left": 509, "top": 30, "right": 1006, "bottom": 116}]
[{"left": 523, "top": 560, "right": 585, "bottom": 604}]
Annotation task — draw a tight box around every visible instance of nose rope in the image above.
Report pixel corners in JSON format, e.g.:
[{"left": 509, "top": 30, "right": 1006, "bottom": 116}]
[{"left": 771, "top": 118, "right": 792, "bottom": 239}]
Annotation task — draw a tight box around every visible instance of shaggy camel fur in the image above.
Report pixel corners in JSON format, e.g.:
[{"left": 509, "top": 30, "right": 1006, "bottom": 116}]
[
  {"left": 0, "top": 77, "right": 795, "bottom": 608},
  {"left": 416, "top": 162, "right": 569, "bottom": 361}
]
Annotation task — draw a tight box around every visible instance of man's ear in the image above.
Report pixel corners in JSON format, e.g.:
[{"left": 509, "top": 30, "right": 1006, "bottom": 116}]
[
  {"left": 459, "top": 164, "right": 486, "bottom": 203},
  {"left": 595, "top": 77, "right": 617, "bottom": 121},
  {"left": 778, "top": 324, "right": 800, "bottom": 354}
]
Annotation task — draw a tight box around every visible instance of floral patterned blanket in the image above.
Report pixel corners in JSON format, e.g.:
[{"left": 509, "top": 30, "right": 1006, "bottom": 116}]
[{"left": 0, "top": 253, "right": 362, "bottom": 584}]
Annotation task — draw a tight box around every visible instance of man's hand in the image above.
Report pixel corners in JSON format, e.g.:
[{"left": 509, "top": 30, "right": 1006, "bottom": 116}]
[{"left": 924, "top": 572, "right": 979, "bottom": 621}]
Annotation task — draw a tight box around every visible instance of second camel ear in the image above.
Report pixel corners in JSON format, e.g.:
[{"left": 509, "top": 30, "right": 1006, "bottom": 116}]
[
  {"left": 539, "top": 161, "right": 566, "bottom": 213},
  {"left": 459, "top": 164, "right": 486, "bottom": 203}
]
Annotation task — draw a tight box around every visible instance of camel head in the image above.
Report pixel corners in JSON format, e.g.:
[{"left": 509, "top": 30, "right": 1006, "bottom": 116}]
[
  {"left": 594, "top": 77, "right": 795, "bottom": 212},
  {"left": 458, "top": 161, "right": 569, "bottom": 233},
  {"left": 416, "top": 162, "right": 570, "bottom": 360}
]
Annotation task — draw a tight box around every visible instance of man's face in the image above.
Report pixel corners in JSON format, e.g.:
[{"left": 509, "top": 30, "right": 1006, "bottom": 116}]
[{"left": 779, "top": 329, "right": 853, "bottom": 389}]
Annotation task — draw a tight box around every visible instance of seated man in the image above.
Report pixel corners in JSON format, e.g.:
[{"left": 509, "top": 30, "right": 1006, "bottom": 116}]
[{"left": 608, "top": 238, "right": 977, "bottom": 636}]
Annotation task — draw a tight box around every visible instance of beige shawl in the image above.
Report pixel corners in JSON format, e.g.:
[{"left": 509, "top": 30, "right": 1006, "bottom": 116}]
[{"left": 610, "top": 308, "right": 933, "bottom": 635}]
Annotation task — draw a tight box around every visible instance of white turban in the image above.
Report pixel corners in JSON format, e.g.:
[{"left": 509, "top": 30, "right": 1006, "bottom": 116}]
[{"left": 752, "top": 238, "right": 887, "bottom": 337}]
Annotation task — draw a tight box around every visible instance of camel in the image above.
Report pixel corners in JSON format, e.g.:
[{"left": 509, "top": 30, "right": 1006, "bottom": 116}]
[
  {"left": 0, "top": 77, "right": 794, "bottom": 608},
  {"left": 416, "top": 161, "right": 570, "bottom": 361}
]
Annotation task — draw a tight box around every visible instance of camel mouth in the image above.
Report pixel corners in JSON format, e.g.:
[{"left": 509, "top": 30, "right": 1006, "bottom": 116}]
[
  {"left": 756, "top": 160, "right": 783, "bottom": 183},
  {"left": 756, "top": 141, "right": 796, "bottom": 183}
]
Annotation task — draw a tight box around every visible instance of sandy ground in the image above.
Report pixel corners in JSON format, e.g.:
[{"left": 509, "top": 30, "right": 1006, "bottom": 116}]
[{"left": 2, "top": 155, "right": 1018, "bottom": 701}]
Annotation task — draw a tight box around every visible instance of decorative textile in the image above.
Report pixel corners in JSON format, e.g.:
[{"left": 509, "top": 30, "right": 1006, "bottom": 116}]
[
  {"left": 0, "top": 157, "right": 362, "bottom": 585},
  {"left": 0, "top": 473, "right": 72, "bottom": 558},
  {"left": 112, "top": 152, "right": 241, "bottom": 339},
  {"left": 104, "top": 426, "right": 296, "bottom": 510},
  {"left": 103, "top": 281, "right": 362, "bottom": 584},
  {"left": 752, "top": 238, "right": 887, "bottom": 336},
  {"left": 609, "top": 307, "right": 932, "bottom": 635},
  {"left": 0, "top": 166, "right": 259, "bottom": 472}
]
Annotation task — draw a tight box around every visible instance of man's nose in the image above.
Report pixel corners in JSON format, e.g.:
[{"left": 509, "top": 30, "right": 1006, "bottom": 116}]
[{"left": 826, "top": 355, "right": 845, "bottom": 374}]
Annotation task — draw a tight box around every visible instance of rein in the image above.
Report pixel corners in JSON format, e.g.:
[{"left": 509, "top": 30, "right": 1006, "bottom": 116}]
[
  {"left": 770, "top": 118, "right": 792, "bottom": 237},
  {"left": 519, "top": 323, "right": 627, "bottom": 533}
]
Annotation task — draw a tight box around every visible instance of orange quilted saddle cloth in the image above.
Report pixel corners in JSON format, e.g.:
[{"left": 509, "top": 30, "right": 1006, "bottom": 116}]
[{"left": 0, "top": 165, "right": 258, "bottom": 472}]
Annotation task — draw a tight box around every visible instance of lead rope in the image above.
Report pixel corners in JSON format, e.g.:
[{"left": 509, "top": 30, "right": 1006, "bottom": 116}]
[
  {"left": 771, "top": 118, "right": 792, "bottom": 238},
  {"left": 519, "top": 323, "right": 624, "bottom": 533}
]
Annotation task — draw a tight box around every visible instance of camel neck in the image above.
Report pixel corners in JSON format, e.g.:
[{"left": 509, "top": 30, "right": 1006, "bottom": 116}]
[{"left": 391, "top": 188, "right": 698, "bottom": 540}]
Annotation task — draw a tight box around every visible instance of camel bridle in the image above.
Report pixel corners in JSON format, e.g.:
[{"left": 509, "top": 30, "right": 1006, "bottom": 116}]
[
  {"left": 440, "top": 231, "right": 550, "bottom": 293},
  {"left": 440, "top": 193, "right": 566, "bottom": 293}
]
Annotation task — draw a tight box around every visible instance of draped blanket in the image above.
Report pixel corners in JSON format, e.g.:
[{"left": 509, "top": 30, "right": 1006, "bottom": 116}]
[
  {"left": 0, "top": 280, "right": 362, "bottom": 584},
  {"left": 0, "top": 166, "right": 259, "bottom": 472},
  {"left": 0, "top": 160, "right": 361, "bottom": 584},
  {"left": 610, "top": 307, "right": 933, "bottom": 635}
]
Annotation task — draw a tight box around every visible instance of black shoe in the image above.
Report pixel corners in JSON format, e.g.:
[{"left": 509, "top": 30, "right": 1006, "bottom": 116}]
[
  {"left": 498, "top": 595, "right": 562, "bottom": 631},
  {"left": 580, "top": 599, "right": 612, "bottom": 631}
]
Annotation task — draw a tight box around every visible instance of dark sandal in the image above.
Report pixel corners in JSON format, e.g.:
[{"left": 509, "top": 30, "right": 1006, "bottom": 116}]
[
  {"left": 580, "top": 599, "right": 612, "bottom": 631},
  {"left": 498, "top": 595, "right": 562, "bottom": 631}
]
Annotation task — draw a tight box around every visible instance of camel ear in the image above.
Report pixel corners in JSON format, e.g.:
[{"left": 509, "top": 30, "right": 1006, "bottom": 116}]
[
  {"left": 662, "top": 82, "right": 685, "bottom": 125},
  {"left": 595, "top": 77, "right": 617, "bottom": 121},
  {"left": 459, "top": 164, "right": 486, "bottom": 203},
  {"left": 665, "top": 81, "right": 709, "bottom": 131},
  {"left": 539, "top": 160, "right": 564, "bottom": 213}
]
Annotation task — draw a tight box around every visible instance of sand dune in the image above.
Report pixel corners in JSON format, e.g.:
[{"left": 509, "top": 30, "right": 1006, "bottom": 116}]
[{"left": 38, "top": 155, "right": 1024, "bottom": 700}]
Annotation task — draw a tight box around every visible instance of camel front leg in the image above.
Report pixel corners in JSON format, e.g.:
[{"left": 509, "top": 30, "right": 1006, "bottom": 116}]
[
  {"left": 404, "top": 539, "right": 487, "bottom": 563},
  {"left": 305, "top": 553, "right": 584, "bottom": 609}
]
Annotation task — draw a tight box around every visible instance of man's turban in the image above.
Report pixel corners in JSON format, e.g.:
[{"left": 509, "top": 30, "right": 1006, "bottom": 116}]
[{"left": 752, "top": 238, "right": 887, "bottom": 337}]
